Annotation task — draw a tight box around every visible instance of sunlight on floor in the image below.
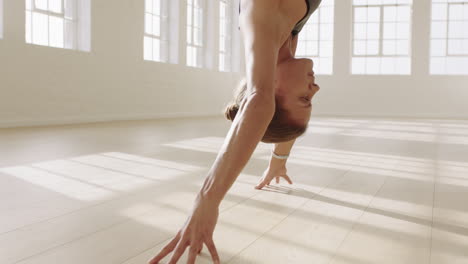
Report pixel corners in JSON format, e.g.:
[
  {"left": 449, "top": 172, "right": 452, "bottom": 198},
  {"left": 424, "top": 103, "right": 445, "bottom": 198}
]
[{"left": 0, "top": 152, "right": 206, "bottom": 201}]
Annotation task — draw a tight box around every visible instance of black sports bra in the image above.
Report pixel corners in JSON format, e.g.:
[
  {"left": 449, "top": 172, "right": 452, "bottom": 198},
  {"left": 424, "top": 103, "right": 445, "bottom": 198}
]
[
  {"left": 239, "top": 0, "right": 322, "bottom": 36},
  {"left": 292, "top": 0, "right": 322, "bottom": 36}
]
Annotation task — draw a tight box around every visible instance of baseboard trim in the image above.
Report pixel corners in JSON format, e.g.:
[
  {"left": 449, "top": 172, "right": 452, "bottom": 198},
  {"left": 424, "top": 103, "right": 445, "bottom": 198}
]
[
  {"left": 314, "top": 113, "right": 468, "bottom": 121},
  {"left": 0, "top": 112, "right": 221, "bottom": 128},
  {"left": 2, "top": 112, "right": 467, "bottom": 129}
]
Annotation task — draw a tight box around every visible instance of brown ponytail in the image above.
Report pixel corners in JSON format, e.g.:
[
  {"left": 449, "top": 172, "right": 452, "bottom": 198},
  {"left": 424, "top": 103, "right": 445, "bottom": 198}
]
[{"left": 224, "top": 79, "right": 307, "bottom": 143}]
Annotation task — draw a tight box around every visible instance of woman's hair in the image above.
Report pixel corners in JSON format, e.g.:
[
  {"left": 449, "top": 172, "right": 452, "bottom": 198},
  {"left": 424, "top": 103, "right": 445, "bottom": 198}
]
[{"left": 224, "top": 79, "right": 307, "bottom": 143}]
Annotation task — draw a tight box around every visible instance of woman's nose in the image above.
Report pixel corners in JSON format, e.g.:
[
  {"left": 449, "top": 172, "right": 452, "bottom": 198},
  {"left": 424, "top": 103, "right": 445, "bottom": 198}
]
[{"left": 312, "top": 84, "right": 320, "bottom": 93}]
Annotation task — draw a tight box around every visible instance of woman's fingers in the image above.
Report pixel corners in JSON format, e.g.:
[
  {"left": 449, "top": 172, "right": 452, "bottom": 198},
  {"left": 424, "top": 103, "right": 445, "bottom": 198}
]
[
  {"left": 255, "top": 176, "right": 268, "bottom": 189},
  {"left": 198, "top": 244, "right": 203, "bottom": 254},
  {"left": 186, "top": 243, "right": 202, "bottom": 264},
  {"left": 282, "top": 174, "right": 293, "bottom": 184},
  {"left": 168, "top": 237, "right": 189, "bottom": 264},
  {"left": 148, "top": 233, "right": 181, "bottom": 264},
  {"left": 205, "top": 238, "right": 221, "bottom": 264}
]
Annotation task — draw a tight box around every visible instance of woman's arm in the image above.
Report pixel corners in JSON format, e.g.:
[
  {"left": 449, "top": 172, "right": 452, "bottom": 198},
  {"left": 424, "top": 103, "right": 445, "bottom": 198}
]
[
  {"left": 149, "top": 2, "right": 290, "bottom": 264},
  {"left": 199, "top": 0, "right": 288, "bottom": 204}
]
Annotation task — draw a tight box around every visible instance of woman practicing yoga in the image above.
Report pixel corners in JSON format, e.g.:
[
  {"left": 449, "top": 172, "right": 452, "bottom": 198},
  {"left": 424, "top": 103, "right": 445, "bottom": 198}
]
[{"left": 149, "top": 0, "right": 321, "bottom": 263}]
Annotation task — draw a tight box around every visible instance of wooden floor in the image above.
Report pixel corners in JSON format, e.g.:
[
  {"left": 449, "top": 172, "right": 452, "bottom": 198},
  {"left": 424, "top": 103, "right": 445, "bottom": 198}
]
[{"left": 1, "top": 117, "right": 467, "bottom": 264}]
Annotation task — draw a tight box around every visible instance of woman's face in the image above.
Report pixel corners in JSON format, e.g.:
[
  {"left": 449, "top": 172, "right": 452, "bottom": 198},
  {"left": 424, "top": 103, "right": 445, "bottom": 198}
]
[{"left": 274, "top": 58, "right": 320, "bottom": 126}]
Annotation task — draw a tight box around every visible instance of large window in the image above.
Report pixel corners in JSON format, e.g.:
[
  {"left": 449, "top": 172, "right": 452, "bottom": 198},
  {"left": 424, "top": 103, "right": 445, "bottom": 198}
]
[
  {"left": 351, "top": 0, "right": 413, "bottom": 75},
  {"left": 430, "top": 0, "right": 468, "bottom": 75},
  {"left": 296, "top": 0, "right": 335, "bottom": 75},
  {"left": 219, "top": 0, "right": 232, "bottom": 72},
  {"left": 186, "top": 0, "right": 204, "bottom": 68},
  {"left": 25, "top": 0, "right": 90, "bottom": 51},
  {"left": 144, "top": 0, "right": 169, "bottom": 62}
]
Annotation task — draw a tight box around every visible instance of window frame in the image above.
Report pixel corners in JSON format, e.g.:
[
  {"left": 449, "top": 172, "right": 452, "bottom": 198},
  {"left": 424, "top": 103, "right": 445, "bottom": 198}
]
[
  {"left": 350, "top": 0, "right": 413, "bottom": 75},
  {"left": 144, "top": 0, "right": 170, "bottom": 63},
  {"left": 186, "top": 0, "right": 205, "bottom": 68},
  {"left": 351, "top": 3, "right": 413, "bottom": 58},
  {"left": 445, "top": 2, "right": 468, "bottom": 57},
  {"left": 25, "top": 0, "right": 80, "bottom": 50},
  {"left": 218, "top": 0, "right": 232, "bottom": 72}
]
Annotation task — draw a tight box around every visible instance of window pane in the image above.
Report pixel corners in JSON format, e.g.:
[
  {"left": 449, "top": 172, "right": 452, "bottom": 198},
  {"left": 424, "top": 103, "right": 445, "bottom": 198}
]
[
  {"left": 383, "top": 22, "right": 396, "bottom": 39},
  {"left": 431, "top": 21, "right": 447, "bottom": 38},
  {"left": 195, "top": 8, "right": 203, "bottom": 28},
  {"left": 320, "top": 41, "right": 333, "bottom": 56},
  {"left": 381, "top": 57, "right": 396, "bottom": 74},
  {"left": 368, "top": 7, "right": 381, "bottom": 22},
  {"left": 187, "top": 6, "right": 192, "bottom": 26},
  {"left": 153, "top": 16, "right": 160, "bottom": 36},
  {"left": 396, "top": 6, "right": 410, "bottom": 22},
  {"left": 153, "top": 38, "right": 160, "bottom": 61},
  {"left": 431, "top": 39, "right": 446, "bottom": 56},
  {"left": 367, "top": 40, "right": 380, "bottom": 54},
  {"left": 145, "top": 14, "right": 152, "bottom": 34},
  {"left": 384, "top": 6, "right": 397, "bottom": 22},
  {"left": 320, "top": 24, "right": 334, "bottom": 40},
  {"left": 320, "top": 6, "right": 334, "bottom": 23},
  {"left": 449, "top": 4, "right": 463, "bottom": 20},
  {"left": 396, "top": 39, "right": 409, "bottom": 54},
  {"left": 367, "top": 22, "right": 380, "bottom": 39},
  {"left": 432, "top": 3, "right": 447, "bottom": 20},
  {"left": 448, "top": 21, "right": 463, "bottom": 38},
  {"left": 35, "top": 0, "right": 48, "bottom": 11},
  {"left": 153, "top": 0, "right": 161, "bottom": 15},
  {"left": 194, "top": 27, "right": 202, "bottom": 46},
  {"left": 49, "top": 0, "right": 62, "bottom": 13},
  {"left": 26, "top": 11, "right": 32, "bottom": 43},
  {"left": 464, "top": 21, "right": 468, "bottom": 38},
  {"left": 354, "top": 40, "right": 367, "bottom": 55},
  {"left": 366, "top": 57, "right": 380, "bottom": 74},
  {"left": 49, "top": 16, "right": 64, "bottom": 48},
  {"left": 355, "top": 7, "right": 368, "bottom": 22},
  {"left": 32, "top": 12, "right": 48, "bottom": 45},
  {"left": 396, "top": 22, "right": 409, "bottom": 39},
  {"left": 352, "top": 57, "right": 366, "bottom": 74},
  {"left": 145, "top": 0, "right": 152, "bottom": 13},
  {"left": 187, "top": 26, "right": 192, "bottom": 44},
  {"left": 64, "top": 0, "right": 75, "bottom": 19},
  {"left": 64, "top": 19, "right": 74, "bottom": 49},
  {"left": 355, "top": 23, "right": 367, "bottom": 39},
  {"left": 383, "top": 40, "right": 397, "bottom": 55},
  {"left": 26, "top": 0, "right": 33, "bottom": 10},
  {"left": 448, "top": 39, "right": 463, "bottom": 54},
  {"left": 144, "top": 36, "right": 153, "bottom": 60}
]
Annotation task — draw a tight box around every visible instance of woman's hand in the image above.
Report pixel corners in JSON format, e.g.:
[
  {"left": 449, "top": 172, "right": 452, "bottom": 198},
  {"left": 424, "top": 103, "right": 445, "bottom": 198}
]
[
  {"left": 148, "top": 194, "right": 221, "bottom": 264},
  {"left": 255, "top": 163, "right": 293, "bottom": 190}
]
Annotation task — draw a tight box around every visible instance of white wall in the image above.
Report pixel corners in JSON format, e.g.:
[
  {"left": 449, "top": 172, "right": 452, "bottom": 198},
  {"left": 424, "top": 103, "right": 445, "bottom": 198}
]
[
  {"left": 314, "top": 0, "right": 468, "bottom": 119},
  {"left": 0, "top": 0, "right": 466, "bottom": 129},
  {"left": 0, "top": 0, "right": 242, "bottom": 128}
]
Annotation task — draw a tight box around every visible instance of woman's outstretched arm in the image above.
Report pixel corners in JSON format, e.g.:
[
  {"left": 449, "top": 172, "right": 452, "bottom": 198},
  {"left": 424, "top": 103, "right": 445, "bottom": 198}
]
[{"left": 148, "top": 2, "right": 289, "bottom": 264}]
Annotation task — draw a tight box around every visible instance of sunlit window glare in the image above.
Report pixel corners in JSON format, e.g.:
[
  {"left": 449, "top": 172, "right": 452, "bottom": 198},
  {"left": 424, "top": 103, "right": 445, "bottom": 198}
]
[
  {"left": 144, "top": 0, "right": 169, "bottom": 63},
  {"left": 351, "top": 0, "right": 413, "bottom": 75},
  {"left": 430, "top": 0, "right": 468, "bottom": 75},
  {"left": 186, "top": 0, "right": 204, "bottom": 68}
]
